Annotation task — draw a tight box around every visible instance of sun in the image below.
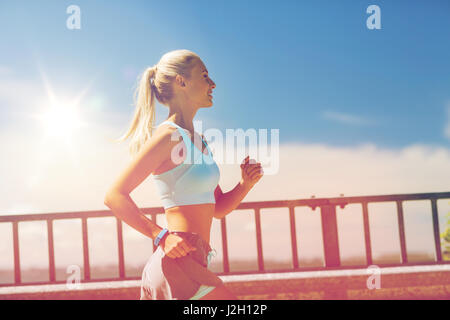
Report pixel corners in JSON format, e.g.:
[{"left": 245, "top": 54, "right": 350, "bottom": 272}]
[
  {"left": 20, "top": 65, "right": 96, "bottom": 188},
  {"left": 31, "top": 65, "right": 93, "bottom": 142},
  {"left": 39, "top": 102, "right": 84, "bottom": 139}
]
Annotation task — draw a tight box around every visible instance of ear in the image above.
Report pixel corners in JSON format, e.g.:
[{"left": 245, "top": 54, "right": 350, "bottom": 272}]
[{"left": 175, "top": 74, "right": 186, "bottom": 87}]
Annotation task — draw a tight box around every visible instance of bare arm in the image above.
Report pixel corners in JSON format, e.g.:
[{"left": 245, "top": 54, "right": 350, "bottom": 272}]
[
  {"left": 202, "top": 139, "right": 253, "bottom": 219},
  {"left": 213, "top": 156, "right": 263, "bottom": 219},
  {"left": 104, "top": 192, "right": 163, "bottom": 239},
  {"left": 213, "top": 181, "right": 253, "bottom": 219},
  {"left": 104, "top": 127, "right": 177, "bottom": 240}
]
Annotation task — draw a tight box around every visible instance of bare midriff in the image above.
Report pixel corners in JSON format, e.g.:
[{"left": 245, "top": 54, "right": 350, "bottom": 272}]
[
  {"left": 153, "top": 125, "right": 215, "bottom": 246},
  {"left": 165, "top": 204, "right": 215, "bottom": 245}
]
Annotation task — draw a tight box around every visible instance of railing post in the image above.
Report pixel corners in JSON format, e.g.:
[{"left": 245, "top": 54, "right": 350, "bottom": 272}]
[
  {"left": 254, "top": 208, "right": 265, "bottom": 271},
  {"left": 396, "top": 200, "right": 408, "bottom": 264},
  {"left": 81, "top": 217, "right": 90, "bottom": 280},
  {"left": 361, "top": 202, "right": 373, "bottom": 265},
  {"left": 116, "top": 218, "right": 125, "bottom": 278},
  {"left": 430, "top": 199, "right": 443, "bottom": 262},
  {"left": 47, "top": 219, "right": 56, "bottom": 282},
  {"left": 289, "top": 206, "right": 299, "bottom": 269},
  {"left": 220, "top": 217, "right": 230, "bottom": 273},
  {"left": 320, "top": 204, "right": 341, "bottom": 267},
  {"left": 12, "top": 221, "right": 21, "bottom": 284}
]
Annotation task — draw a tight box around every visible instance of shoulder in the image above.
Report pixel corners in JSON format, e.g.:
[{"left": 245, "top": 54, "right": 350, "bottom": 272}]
[
  {"left": 154, "top": 123, "right": 177, "bottom": 135},
  {"left": 153, "top": 124, "right": 182, "bottom": 143},
  {"left": 137, "top": 125, "right": 180, "bottom": 158}
]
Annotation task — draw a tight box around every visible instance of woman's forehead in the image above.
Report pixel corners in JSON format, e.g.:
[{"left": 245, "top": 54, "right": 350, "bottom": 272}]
[{"left": 196, "top": 61, "right": 208, "bottom": 73}]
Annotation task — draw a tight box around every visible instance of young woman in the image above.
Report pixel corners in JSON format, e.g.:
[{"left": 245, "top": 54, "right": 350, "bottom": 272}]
[{"left": 104, "top": 49, "right": 264, "bottom": 300}]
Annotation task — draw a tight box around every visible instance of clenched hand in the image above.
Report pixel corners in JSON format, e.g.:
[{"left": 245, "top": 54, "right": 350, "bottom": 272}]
[{"left": 240, "top": 155, "right": 264, "bottom": 188}]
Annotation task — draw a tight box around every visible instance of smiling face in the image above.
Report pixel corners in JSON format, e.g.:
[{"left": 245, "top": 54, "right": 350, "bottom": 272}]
[{"left": 182, "top": 59, "right": 216, "bottom": 108}]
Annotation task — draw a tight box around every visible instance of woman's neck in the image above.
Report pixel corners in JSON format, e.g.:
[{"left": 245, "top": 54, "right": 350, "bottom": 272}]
[
  {"left": 167, "top": 96, "right": 198, "bottom": 132},
  {"left": 167, "top": 112, "right": 196, "bottom": 133}
]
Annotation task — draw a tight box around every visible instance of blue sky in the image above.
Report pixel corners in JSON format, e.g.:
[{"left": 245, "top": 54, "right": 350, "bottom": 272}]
[{"left": 1, "top": 0, "right": 449, "bottom": 149}]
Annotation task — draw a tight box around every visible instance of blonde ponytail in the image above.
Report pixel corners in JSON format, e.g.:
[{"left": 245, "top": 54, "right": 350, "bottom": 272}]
[{"left": 114, "top": 66, "right": 157, "bottom": 157}]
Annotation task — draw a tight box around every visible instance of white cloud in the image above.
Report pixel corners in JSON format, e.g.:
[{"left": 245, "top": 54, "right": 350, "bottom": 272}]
[{"left": 322, "top": 110, "right": 375, "bottom": 126}]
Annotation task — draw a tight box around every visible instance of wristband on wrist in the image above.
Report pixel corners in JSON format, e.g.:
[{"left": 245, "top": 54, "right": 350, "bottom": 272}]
[{"left": 154, "top": 228, "right": 170, "bottom": 247}]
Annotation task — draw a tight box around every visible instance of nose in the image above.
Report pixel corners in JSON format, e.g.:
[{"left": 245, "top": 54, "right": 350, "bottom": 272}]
[{"left": 209, "top": 78, "right": 216, "bottom": 89}]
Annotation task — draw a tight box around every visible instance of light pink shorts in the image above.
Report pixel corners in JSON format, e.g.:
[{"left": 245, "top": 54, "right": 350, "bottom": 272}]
[{"left": 140, "top": 231, "right": 223, "bottom": 300}]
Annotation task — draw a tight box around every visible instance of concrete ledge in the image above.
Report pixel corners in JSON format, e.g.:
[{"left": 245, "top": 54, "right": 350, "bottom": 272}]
[
  {"left": 222, "top": 265, "right": 450, "bottom": 300},
  {"left": 0, "top": 280, "right": 142, "bottom": 300},
  {"left": 1, "top": 265, "right": 449, "bottom": 300}
]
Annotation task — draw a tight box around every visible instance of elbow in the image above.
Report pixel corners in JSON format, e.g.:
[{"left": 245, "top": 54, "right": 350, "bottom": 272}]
[
  {"left": 104, "top": 192, "right": 112, "bottom": 206},
  {"left": 213, "top": 202, "right": 221, "bottom": 219},
  {"left": 213, "top": 195, "right": 224, "bottom": 219},
  {"left": 213, "top": 208, "right": 225, "bottom": 220},
  {"left": 104, "top": 193, "right": 121, "bottom": 219},
  {"left": 104, "top": 196, "right": 112, "bottom": 208},
  {"left": 104, "top": 190, "right": 119, "bottom": 208}
]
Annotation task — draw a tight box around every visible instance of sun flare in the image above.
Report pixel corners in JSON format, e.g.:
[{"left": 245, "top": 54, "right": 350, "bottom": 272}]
[
  {"left": 38, "top": 103, "right": 84, "bottom": 139},
  {"left": 32, "top": 66, "right": 92, "bottom": 142}
]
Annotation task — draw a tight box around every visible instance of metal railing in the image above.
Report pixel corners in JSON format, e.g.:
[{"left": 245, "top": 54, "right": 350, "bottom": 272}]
[{"left": 0, "top": 191, "right": 449, "bottom": 287}]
